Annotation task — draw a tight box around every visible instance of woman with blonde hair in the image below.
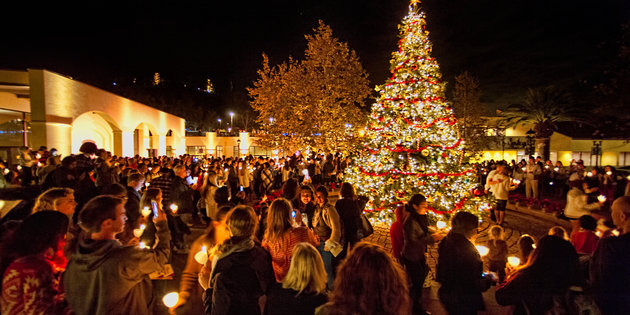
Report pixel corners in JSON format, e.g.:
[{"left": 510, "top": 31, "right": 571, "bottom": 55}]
[
  {"left": 199, "top": 171, "right": 219, "bottom": 220},
  {"left": 262, "top": 198, "right": 319, "bottom": 282},
  {"left": 316, "top": 242, "right": 410, "bottom": 315},
  {"left": 32, "top": 187, "right": 76, "bottom": 217},
  {"left": 266, "top": 242, "right": 328, "bottom": 315}
]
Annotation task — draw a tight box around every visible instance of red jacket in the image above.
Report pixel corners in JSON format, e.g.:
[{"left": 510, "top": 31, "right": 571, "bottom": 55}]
[{"left": 389, "top": 205, "right": 407, "bottom": 259}]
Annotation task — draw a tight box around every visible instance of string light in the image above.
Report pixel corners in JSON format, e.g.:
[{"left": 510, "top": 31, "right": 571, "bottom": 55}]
[{"left": 344, "top": 2, "right": 490, "bottom": 224}]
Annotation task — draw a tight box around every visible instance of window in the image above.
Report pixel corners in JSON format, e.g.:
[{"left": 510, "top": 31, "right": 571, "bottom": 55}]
[{"left": 619, "top": 152, "right": 630, "bottom": 166}]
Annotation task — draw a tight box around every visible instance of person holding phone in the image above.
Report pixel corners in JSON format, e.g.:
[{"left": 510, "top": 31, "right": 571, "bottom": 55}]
[{"left": 64, "top": 195, "right": 171, "bottom": 315}]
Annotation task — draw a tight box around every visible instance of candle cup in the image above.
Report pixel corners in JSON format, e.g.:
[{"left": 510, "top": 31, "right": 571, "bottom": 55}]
[
  {"left": 475, "top": 245, "right": 489, "bottom": 257},
  {"left": 138, "top": 241, "right": 147, "bottom": 249},
  {"left": 163, "top": 292, "right": 179, "bottom": 308},
  {"left": 597, "top": 195, "right": 607, "bottom": 203},
  {"left": 170, "top": 204, "right": 178, "bottom": 214},
  {"left": 141, "top": 207, "right": 152, "bottom": 217},
  {"left": 133, "top": 228, "right": 144, "bottom": 238},
  {"left": 194, "top": 246, "right": 209, "bottom": 265},
  {"left": 507, "top": 256, "right": 521, "bottom": 268}
]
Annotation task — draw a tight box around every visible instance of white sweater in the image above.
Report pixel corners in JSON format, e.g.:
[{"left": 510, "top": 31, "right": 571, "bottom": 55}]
[
  {"left": 564, "top": 187, "right": 600, "bottom": 219},
  {"left": 492, "top": 174, "right": 515, "bottom": 200}
]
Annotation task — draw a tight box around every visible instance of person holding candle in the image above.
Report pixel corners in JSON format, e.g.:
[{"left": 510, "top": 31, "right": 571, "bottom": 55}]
[
  {"left": 485, "top": 225, "right": 508, "bottom": 283},
  {"left": 436, "top": 211, "right": 491, "bottom": 315},
  {"left": 564, "top": 180, "right": 604, "bottom": 238},
  {"left": 116, "top": 173, "right": 145, "bottom": 245},
  {"left": 402, "top": 194, "right": 443, "bottom": 315},
  {"left": 495, "top": 235, "right": 579, "bottom": 314},
  {"left": 63, "top": 195, "right": 171, "bottom": 315},
  {"left": 170, "top": 206, "right": 232, "bottom": 313},
  {"left": 312, "top": 186, "right": 342, "bottom": 289},
  {"left": 201, "top": 206, "right": 274, "bottom": 315},
  {"left": 0, "top": 211, "right": 70, "bottom": 315}
]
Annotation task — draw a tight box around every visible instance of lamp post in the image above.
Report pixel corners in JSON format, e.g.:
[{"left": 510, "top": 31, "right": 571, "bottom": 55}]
[
  {"left": 218, "top": 118, "right": 222, "bottom": 130},
  {"left": 237, "top": 139, "right": 241, "bottom": 158},
  {"left": 229, "top": 112, "right": 234, "bottom": 132},
  {"left": 525, "top": 129, "right": 535, "bottom": 157}
]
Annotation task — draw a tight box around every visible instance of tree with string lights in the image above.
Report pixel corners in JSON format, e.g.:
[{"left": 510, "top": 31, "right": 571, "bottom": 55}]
[{"left": 345, "top": 0, "right": 491, "bottom": 225}]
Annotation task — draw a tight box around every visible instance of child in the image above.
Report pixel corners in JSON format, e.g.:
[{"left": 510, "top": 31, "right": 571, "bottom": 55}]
[
  {"left": 570, "top": 215, "right": 599, "bottom": 255},
  {"left": 486, "top": 225, "right": 508, "bottom": 282}
]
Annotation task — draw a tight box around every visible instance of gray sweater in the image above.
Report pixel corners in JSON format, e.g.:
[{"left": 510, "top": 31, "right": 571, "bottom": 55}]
[{"left": 63, "top": 220, "right": 171, "bottom": 315}]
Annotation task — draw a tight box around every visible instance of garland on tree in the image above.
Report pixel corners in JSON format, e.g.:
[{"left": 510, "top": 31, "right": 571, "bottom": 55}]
[{"left": 345, "top": 0, "right": 491, "bottom": 226}]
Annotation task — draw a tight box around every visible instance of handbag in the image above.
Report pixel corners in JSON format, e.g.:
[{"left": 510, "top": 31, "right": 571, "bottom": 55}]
[{"left": 357, "top": 213, "right": 374, "bottom": 239}]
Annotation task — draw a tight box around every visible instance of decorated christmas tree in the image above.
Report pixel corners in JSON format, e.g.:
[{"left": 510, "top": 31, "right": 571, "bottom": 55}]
[{"left": 345, "top": 1, "right": 491, "bottom": 225}]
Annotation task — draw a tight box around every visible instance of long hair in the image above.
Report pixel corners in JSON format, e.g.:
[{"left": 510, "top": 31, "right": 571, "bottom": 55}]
[
  {"left": 518, "top": 234, "right": 536, "bottom": 263},
  {"left": 339, "top": 182, "right": 355, "bottom": 200},
  {"left": 140, "top": 187, "right": 162, "bottom": 209},
  {"left": 1, "top": 211, "right": 69, "bottom": 276},
  {"left": 264, "top": 198, "right": 293, "bottom": 243},
  {"left": 515, "top": 235, "right": 578, "bottom": 294},
  {"left": 282, "top": 242, "right": 327, "bottom": 295},
  {"left": 327, "top": 242, "right": 410, "bottom": 315},
  {"left": 405, "top": 194, "right": 426, "bottom": 213},
  {"left": 489, "top": 225, "right": 505, "bottom": 246},
  {"left": 33, "top": 187, "right": 74, "bottom": 212},
  {"left": 200, "top": 205, "right": 232, "bottom": 246}
]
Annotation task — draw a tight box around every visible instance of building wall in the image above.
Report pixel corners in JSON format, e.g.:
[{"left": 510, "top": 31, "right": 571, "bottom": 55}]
[{"left": 24, "top": 69, "right": 185, "bottom": 157}]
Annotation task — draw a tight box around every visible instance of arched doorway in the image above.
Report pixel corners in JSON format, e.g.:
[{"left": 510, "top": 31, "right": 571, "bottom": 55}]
[
  {"left": 71, "top": 111, "right": 121, "bottom": 154},
  {"left": 134, "top": 122, "right": 159, "bottom": 157}
]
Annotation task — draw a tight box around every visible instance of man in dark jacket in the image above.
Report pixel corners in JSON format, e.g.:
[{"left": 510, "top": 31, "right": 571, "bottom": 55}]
[
  {"left": 169, "top": 164, "right": 194, "bottom": 250},
  {"left": 436, "top": 211, "right": 491, "bottom": 315},
  {"left": 590, "top": 196, "right": 630, "bottom": 314},
  {"left": 116, "top": 172, "right": 144, "bottom": 244},
  {"left": 64, "top": 195, "right": 171, "bottom": 315}
]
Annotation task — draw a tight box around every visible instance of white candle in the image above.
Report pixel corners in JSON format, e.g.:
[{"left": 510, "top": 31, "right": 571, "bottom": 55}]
[
  {"left": 141, "top": 207, "right": 152, "bottom": 217},
  {"left": 436, "top": 221, "right": 447, "bottom": 229},
  {"left": 606, "top": 171, "right": 612, "bottom": 176},
  {"left": 475, "top": 245, "right": 489, "bottom": 257},
  {"left": 194, "top": 245, "right": 209, "bottom": 265},
  {"left": 162, "top": 292, "right": 179, "bottom": 308},
  {"left": 513, "top": 179, "right": 521, "bottom": 185},
  {"left": 170, "top": 204, "right": 178, "bottom": 214},
  {"left": 598, "top": 195, "right": 607, "bottom": 203},
  {"left": 554, "top": 167, "right": 559, "bottom": 172},
  {"left": 507, "top": 256, "right": 521, "bottom": 268},
  {"left": 613, "top": 230, "right": 620, "bottom": 236}
]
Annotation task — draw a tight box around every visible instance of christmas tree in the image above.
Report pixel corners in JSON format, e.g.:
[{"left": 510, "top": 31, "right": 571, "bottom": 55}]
[{"left": 345, "top": 1, "right": 490, "bottom": 225}]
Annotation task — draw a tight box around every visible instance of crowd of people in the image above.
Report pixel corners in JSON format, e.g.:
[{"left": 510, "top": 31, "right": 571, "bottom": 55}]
[{"left": 0, "top": 144, "right": 628, "bottom": 315}]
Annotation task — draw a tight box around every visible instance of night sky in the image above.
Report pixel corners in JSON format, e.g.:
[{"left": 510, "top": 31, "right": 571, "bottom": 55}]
[{"left": 1, "top": 0, "right": 628, "bottom": 113}]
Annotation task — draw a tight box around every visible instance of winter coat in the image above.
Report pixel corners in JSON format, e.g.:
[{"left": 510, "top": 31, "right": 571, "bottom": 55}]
[
  {"left": 205, "top": 239, "right": 275, "bottom": 315},
  {"left": 63, "top": 220, "right": 171, "bottom": 315},
  {"left": 389, "top": 205, "right": 406, "bottom": 259},
  {"left": 402, "top": 211, "right": 434, "bottom": 262}
]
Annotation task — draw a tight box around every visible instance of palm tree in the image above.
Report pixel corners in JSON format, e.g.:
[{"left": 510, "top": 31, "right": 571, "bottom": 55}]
[{"left": 499, "top": 86, "right": 589, "bottom": 160}]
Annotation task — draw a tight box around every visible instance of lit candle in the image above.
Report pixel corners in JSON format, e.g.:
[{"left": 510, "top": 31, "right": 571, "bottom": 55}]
[
  {"left": 3, "top": 169, "right": 9, "bottom": 175},
  {"left": 302, "top": 169, "right": 309, "bottom": 176},
  {"left": 16, "top": 165, "right": 22, "bottom": 171},
  {"left": 612, "top": 230, "right": 620, "bottom": 237},
  {"left": 142, "top": 206, "right": 152, "bottom": 217},
  {"left": 598, "top": 195, "right": 607, "bottom": 203},
  {"left": 554, "top": 167, "right": 559, "bottom": 172},
  {"left": 606, "top": 171, "right": 612, "bottom": 176},
  {"left": 36, "top": 153, "right": 41, "bottom": 159},
  {"left": 162, "top": 292, "right": 179, "bottom": 308},
  {"left": 522, "top": 167, "right": 526, "bottom": 172},
  {"left": 545, "top": 165, "right": 549, "bottom": 169},
  {"left": 436, "top": 221, "right": 446, "bottom": 229},
  {"left": 512, "top": 179, "right": 521, "bottom": 185},
  {"left": 507, "top": 256, "right": 521, "bottom": 268},
  {"left": 587, "top": 172, "right": 593, "bottom": 177},
  {"left": 475, "top": 245, "right": 489, "bottom": 257},
  {"left": 138, "top": 241, "right": 147, "bottom": 249},
  {"left": 145, "top": 182, "right": 150, "bottom": 187},
  {"left": 133, "top": 224, "right": 146, "bottom": 238},
  {"left": 170, "top": 204, "right": 178, "bottom": 214},
  {"left": 596, "top": 230, "right": 602, "bottom": 237},
  {"left": 194, "top": 245, "right": 209, "bottom": 265}
]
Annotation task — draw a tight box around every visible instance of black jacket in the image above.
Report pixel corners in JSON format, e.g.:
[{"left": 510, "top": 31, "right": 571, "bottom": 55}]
[
  {"left": 205, "top": 244, "right": 275, "bottom": 315},
  {"left": 436, "top": 232, "right": 488, "bottom": 312},
  {"left": 170, "top": 176, "right": 195, "bottom": 213},
  {"left": 265, "top": 284, "right": 327, "bottom": 315}
]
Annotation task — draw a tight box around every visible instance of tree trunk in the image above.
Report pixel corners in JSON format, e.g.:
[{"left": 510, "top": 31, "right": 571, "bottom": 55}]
[{"left": 535, "top": 137, "right": 550, "bottom": 161}]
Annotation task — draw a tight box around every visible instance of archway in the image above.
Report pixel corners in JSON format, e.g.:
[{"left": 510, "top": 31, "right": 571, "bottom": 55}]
[
  {"left": 71, "top": 111, "right": 122, "bottom": 154},
  {"left": 134, "top": 122, "right": 160, "bottom": 157}
]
